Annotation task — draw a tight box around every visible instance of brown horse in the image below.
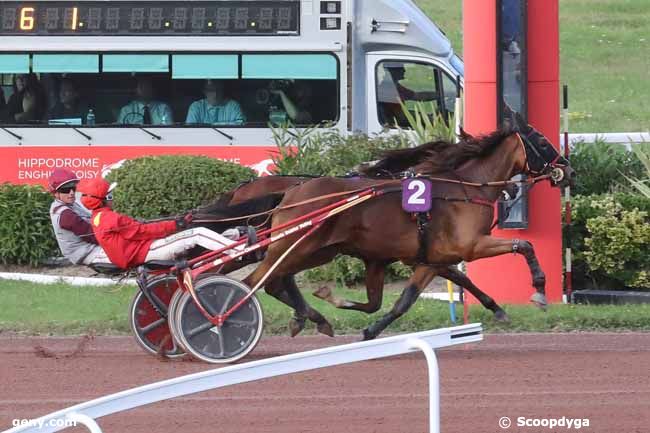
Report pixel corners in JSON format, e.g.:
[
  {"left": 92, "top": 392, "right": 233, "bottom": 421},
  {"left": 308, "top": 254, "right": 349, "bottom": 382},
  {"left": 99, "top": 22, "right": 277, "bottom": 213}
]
[
  {"left": 195, "top": 172, "right": 521, "bottom": 335},
  {"left": 242, "top": 114, "right": 574, "bottom": 339}
]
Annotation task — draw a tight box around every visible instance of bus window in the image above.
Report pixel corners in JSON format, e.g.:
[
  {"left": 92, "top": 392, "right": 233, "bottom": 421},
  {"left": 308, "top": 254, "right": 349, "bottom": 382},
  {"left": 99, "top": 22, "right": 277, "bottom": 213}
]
[
  {"left": 0, "top": 52, "right": 339, "bottom": 128},
  {"left": 239, "top": 54, "right": 339, "bottom": 126},
  {"left": 376, "top": 61, "right": 443, "bottom": 128},
  {"left": 440, "top": 72, "right": 459, "bottom": 118}
]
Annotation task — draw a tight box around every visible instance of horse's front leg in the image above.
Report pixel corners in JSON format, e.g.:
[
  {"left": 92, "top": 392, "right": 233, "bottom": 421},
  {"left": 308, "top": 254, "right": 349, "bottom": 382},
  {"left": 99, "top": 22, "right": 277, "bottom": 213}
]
[
  {"left": 362, "top": 265, "right": 441, "bottom": 340},
  {"left": 467, "top": 236, "right": 547, "bottom": 309},
  {"left": 313, "top": 260, "right": 386, "bottom": 314}
]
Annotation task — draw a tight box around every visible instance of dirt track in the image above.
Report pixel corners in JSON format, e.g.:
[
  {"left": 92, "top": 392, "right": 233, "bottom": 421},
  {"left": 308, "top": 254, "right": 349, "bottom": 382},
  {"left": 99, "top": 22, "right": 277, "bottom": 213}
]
[{"left": 1, "top": 333, "right": 649, "bottom": 433}]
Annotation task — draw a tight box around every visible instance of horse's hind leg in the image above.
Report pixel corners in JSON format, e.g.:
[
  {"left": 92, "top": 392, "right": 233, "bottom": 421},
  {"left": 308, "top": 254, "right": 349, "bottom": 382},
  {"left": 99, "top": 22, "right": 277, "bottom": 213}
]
[
  {"left": 283, "top": 275, "right": 334, "bottom": 337},
  {"left": 439, "top": 266, "right": 509, "bottom": 322},
  {"left": 313, "top": 260, "right": 386, "bottom": 314},
  {"left": 362, "top": 265, "right": 441, "bottom": 340}
]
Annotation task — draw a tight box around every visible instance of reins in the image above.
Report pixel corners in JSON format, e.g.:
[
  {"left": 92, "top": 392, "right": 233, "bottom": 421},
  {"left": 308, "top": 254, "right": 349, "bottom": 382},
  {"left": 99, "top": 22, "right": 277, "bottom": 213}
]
[{"left": 191, "top": 172, "right": 554, "bottom": 225}]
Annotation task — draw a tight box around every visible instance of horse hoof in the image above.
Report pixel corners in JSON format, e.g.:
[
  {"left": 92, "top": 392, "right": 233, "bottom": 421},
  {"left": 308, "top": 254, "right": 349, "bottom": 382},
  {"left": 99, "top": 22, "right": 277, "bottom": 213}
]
[
  {"left": 362, "top": 329, "right": 376, "bottom": 341},
  {"left": 317, "top": 321, "right": 335, "bottom": 337},
  {"left": 312, "top": 286, "right": 331, "bottom": 300},
  {"left": 494, "top": 310, "right": 510, "bottom": 323},
  {"left": 530, "top": 293, "right": 548, "bottom": 311},
  {"left": 288, "top": 317, "right": 306, "bottom": 338}
]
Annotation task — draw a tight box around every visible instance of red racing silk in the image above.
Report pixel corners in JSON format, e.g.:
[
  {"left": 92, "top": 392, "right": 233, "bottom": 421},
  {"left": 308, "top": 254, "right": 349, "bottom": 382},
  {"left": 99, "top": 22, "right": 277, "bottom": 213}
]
[{"left": 90, "top": 206, "right": 177, "bottom": 269}]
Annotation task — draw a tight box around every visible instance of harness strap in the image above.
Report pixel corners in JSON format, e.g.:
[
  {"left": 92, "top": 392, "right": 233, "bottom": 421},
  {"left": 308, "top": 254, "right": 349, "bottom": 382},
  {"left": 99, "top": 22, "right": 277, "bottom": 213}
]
[{"left": 416, "top": 212, "right": 431, "bottom": 264}]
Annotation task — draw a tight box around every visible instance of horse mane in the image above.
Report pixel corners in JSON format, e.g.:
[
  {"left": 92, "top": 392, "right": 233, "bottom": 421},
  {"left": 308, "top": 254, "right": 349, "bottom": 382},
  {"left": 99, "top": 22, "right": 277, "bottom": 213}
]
[{"left": 359, "top": 128, "right": 514, "bottom": 176}]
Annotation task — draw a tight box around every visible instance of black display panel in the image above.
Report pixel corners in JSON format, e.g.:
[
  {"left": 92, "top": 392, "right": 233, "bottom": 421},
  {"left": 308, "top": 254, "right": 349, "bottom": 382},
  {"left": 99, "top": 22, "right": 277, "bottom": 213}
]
[{"left": 0, "top": 1, "right": 300, "bottom": 35}]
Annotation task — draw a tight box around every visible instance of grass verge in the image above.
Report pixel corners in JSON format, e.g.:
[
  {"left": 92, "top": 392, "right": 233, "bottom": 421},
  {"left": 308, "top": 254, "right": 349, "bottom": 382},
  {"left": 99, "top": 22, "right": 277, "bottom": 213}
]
[{"left": 1, "top": 279, "right": 649, "bottom": 336}]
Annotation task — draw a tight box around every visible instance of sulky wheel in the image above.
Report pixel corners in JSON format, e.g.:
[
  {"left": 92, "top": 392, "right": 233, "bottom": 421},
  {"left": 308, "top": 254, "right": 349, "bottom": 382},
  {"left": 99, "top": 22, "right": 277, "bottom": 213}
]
[
  {"left": 166, "top": 288, "right": 188, "bottom": 353},
  {"left": 173, "top": 275, "right": 264, "bottom": 364},
  {"left": 129, "top": 275, "right": 185, "bottom": 359}
]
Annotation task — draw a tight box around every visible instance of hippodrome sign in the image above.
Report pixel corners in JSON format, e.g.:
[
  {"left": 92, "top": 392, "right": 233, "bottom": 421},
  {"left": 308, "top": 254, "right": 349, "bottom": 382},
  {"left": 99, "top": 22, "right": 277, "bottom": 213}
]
[{"left": 402, "top": 178, "right": 432, "bottom": 213}]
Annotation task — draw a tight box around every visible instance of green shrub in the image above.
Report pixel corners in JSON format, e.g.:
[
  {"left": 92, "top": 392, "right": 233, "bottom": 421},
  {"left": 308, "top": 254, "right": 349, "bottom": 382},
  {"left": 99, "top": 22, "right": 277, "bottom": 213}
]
[
  {"left": 106, "top": 155, "right": 256, "bottom": 219},
  {"left": 0, "top": 183, "right": 58, "bottom": 265},
  {"left": 303, "top": 255, "right": 412, "bottom": 286},
  {"left": 624, "top": 143, "right": 650, "bottom": 198},
  {"left": 568, "top": 194, "right": 650, "bottom": 290},
  {"left": 570, "top": 140, "right": 645, "bottom": 195},
  {"left": 271, "top": 126, "right": 409, "bottom": 177}
]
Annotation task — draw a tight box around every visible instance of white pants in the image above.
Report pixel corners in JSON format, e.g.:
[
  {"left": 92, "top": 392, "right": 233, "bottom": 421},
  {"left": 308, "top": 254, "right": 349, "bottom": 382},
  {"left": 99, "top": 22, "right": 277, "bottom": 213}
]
[
  {"left": 82, "top": 247, "right": 111, "bottom": 265},
  {"left": 145, "top": 227, "right": 242, "bottom": 262}
]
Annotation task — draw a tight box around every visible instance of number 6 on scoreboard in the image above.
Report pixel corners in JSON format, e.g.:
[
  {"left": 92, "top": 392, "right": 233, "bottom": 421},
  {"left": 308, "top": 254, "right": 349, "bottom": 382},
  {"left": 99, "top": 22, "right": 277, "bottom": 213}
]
[
  {"left": 20, "top": 7, "right": 35, "bottom": 30},
  {"left": 401, "top": 178, "right": 432, "bottom": 212}
]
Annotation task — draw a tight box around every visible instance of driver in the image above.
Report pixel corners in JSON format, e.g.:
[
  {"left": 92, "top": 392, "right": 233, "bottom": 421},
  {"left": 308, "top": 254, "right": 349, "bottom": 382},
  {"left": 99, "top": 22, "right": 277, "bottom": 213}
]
[
  {"left": 47, "top": 168, "right": 111, "bottom": 266},
  {"left": 77, "top": 177, "right": 242, "bottom": 270}
]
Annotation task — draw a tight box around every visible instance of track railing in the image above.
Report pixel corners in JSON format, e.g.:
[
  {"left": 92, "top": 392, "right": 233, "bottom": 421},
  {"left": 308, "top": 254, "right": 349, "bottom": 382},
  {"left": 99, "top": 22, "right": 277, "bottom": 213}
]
[{"left": 4, "top": 324, "right": 482, "bottom": 433}]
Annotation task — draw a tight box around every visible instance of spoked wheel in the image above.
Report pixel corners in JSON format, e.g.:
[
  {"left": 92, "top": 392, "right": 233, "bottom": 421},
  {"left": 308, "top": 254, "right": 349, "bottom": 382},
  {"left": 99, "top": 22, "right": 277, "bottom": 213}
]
[
  {"left": 129, "top": 275, "right": 185, "bottom": 358},
  {"left": 173, "top": 275, "right": 264, "bottom": 364}
]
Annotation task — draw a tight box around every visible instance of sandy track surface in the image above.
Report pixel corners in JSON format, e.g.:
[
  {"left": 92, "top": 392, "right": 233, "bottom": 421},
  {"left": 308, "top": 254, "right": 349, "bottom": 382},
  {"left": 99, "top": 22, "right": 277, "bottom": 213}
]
[{"left": 1, "top": 333, "right": 649, "bottom": 433}]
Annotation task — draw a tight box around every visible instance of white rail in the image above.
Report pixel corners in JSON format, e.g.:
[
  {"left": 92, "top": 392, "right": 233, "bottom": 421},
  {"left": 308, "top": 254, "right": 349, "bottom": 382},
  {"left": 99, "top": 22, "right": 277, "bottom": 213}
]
[
  {"left": 3, "top": 324, "right": 482, "bottom": 433},
  {"left": 566, "top": 132, "right": 649, "bottom": 148}
]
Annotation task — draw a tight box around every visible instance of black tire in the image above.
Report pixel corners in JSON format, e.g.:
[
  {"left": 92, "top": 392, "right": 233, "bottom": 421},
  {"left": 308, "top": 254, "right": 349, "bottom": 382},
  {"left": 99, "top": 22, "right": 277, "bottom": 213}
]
[
  {"left": 174, "top": 275, "right": 264, "bottom": 364},
  {"left": 129, "top": 275, "right": 185, "bottom": 358}
]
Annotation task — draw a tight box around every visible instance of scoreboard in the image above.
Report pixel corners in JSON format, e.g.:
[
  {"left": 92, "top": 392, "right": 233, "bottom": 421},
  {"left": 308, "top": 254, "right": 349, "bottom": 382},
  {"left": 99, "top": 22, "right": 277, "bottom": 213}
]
[{"left": 0, "top": 1, "right": 300, "bottom": 35}]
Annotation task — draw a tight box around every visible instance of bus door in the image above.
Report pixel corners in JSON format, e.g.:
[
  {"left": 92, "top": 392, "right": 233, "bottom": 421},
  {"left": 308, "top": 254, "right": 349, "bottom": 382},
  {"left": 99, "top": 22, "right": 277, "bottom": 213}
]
[{"left": 365, "top": 53, "right": 459, "bottom": 135}]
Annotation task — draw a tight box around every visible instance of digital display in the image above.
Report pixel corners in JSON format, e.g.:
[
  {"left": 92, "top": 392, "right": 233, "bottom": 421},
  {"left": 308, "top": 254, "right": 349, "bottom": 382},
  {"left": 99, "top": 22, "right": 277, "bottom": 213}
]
[{"left": 0, "top": 1, "right": 300, "bottom": 35}]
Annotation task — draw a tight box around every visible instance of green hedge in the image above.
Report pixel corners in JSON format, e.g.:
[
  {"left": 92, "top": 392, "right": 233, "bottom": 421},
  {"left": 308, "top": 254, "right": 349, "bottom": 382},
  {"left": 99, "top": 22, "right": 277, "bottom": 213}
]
[
  {"left": 570, "top": 140, "right": 646, "bottom": 195},
  {"left": 568, "top": 193, "right": 650, "bottom": 290},
  {"left": 0, "top": 183, "right": 58, "bottom": 265},
  {"left": 106, "top": 155, "right": 256, "bottom": 219}
]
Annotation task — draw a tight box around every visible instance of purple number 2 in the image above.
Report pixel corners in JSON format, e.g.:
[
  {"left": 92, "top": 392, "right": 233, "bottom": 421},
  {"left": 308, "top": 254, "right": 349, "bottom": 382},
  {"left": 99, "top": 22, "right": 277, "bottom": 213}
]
[{"left": 402, "top": 178, "right": 432, "bottom": 212}]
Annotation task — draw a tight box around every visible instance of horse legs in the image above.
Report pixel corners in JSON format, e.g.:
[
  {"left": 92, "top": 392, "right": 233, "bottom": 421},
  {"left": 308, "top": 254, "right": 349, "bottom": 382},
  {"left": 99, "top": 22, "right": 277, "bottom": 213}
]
[
  {"left": 362, "top": 265, "right": 441, "bottom": 340},
  {"left": 313, "top": 260, "right": 386, "bottom": 314},
  {"left": 468, "top": 236, "right": 547, "bottom": 309},
  {"left": 243, "top": 246, "right": 336, "bottom": 337},
  {"left": 439, "top": 266, "right": 509, "bottom": 322}
]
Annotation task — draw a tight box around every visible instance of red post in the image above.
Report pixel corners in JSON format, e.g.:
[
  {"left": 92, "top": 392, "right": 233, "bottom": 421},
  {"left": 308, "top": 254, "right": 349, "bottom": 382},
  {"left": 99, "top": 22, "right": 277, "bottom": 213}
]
[{"left": 463, "top": 0, "right": 563, "bottom": 304}]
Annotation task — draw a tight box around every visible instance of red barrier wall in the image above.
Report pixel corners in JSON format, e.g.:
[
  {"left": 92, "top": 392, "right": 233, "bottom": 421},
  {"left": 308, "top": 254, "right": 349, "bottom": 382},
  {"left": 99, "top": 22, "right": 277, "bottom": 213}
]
[{"left": 463, "top": 0, "right": 562, "bottom": 303}]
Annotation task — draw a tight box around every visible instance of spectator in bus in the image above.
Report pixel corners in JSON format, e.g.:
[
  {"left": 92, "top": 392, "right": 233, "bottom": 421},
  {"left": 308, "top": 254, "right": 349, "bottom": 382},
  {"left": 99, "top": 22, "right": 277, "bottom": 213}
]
[
  {"left": 1, "top": 73, "right": 47, "bottom": 124},
  {"left": 185, "top": 79, "right": 245, "bottom": 125},
  {"left": 377, "top": 63, "right": 437, "bottom": 126},
  {"left": 269, "top": 80, "right": 313, "bottom": 124},
  {"left": 48, "top": 78, "right": 90, "bottom": 124},
  {"left": 47, "top": 168, "right": 111, "bottom": 266},
  {"left": 117, "top": 76, "right": 173, "bottom": 125}
]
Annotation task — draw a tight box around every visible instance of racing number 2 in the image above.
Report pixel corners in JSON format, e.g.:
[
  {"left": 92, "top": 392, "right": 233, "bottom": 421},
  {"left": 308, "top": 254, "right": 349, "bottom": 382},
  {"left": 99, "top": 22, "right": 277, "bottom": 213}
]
[
  {"left": 401, "top": 178, "right": 432, "bottom": 212},
  {"left": 407, "top": 180, "right": 427, "bottom": 205}
]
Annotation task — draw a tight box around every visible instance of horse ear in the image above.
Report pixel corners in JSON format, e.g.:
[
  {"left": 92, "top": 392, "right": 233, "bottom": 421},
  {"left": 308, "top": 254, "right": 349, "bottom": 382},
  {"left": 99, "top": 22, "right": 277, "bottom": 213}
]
[
  {"left": 513, "top": 110, "right": 529, "bottom": 131},
  {"left": 501, "top": 103, "right": 517, "bottom": 131},
  {"left": 459, "top": 127, "right": 474, "bottom": 140}
]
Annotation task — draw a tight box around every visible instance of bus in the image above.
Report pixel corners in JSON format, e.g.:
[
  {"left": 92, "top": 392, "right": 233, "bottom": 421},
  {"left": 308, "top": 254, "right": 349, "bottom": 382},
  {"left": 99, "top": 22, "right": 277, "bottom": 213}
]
[{"left": 0, "top": 0, "right": 464, "bottom": 183}]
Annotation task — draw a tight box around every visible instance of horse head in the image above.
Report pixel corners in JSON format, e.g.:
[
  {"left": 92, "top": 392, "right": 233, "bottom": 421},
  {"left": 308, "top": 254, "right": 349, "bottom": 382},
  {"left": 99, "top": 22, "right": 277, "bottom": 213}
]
[{"left": 507, "top": 109, "right": 576, "bottom": 188}]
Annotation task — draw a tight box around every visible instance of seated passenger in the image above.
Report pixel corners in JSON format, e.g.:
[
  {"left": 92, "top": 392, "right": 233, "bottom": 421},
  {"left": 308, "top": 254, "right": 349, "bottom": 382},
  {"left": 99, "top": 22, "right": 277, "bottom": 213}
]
[
  {"left": 48, "top": 78, "right": 90, "bottom": 124},
  {"left": 377, "top": 63, "right": 438, "bottom": 126},
  {"left": 47, "top": 168, "right": 111, "bottom": 266},
  {"left": 78, "top": 177, "right": 242, "bottom": 270},
  {"left": 117, "top": 76, "right": 173, "bottom": 125},
  {"left": 1, "top": 74, "right": 47, "bottom": 124},
  {"left": 185, "top": 79, "right": 245, "bottom": 125},
  {"left": 269, "top": 80, "right": 313, "bottom": 124}
]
